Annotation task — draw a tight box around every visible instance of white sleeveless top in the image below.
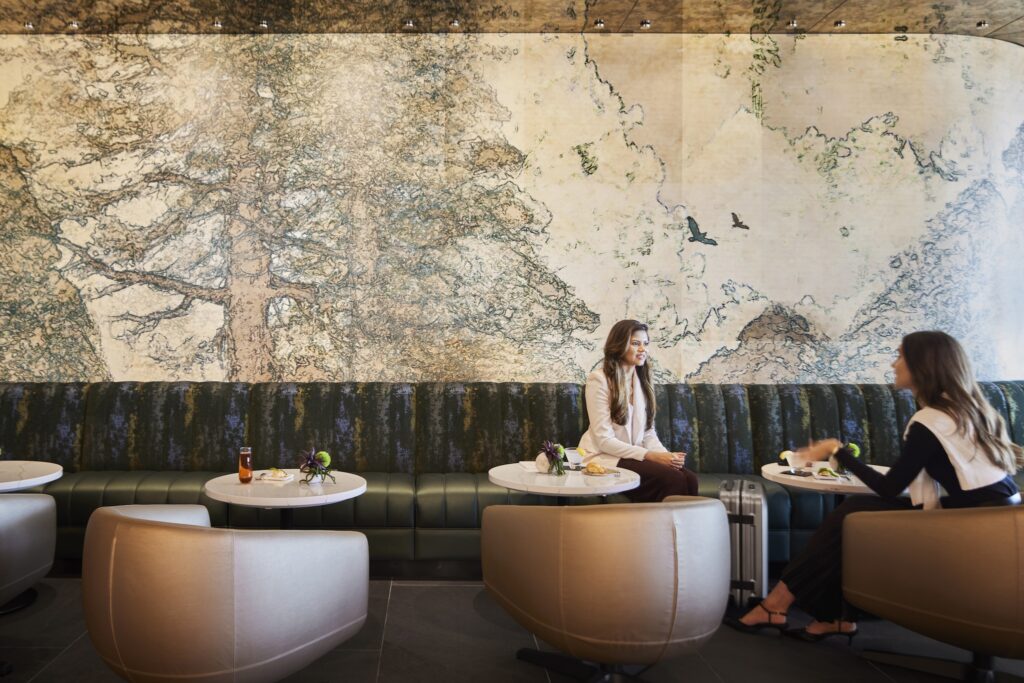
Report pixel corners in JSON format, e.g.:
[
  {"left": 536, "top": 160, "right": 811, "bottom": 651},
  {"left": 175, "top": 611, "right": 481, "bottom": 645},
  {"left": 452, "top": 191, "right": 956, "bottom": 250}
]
[{"left": 904, "top": 407, "right": 1009, "bottom": 509}]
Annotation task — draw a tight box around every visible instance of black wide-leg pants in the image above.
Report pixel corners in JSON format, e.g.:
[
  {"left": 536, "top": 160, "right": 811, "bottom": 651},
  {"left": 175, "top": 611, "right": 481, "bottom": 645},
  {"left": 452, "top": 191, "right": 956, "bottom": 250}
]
[
  {"left": 615, "top": 459, "right": 699, "bottom": 502},
  {"left": 780, "top": 495, "right": 914, "bottom": 621}
]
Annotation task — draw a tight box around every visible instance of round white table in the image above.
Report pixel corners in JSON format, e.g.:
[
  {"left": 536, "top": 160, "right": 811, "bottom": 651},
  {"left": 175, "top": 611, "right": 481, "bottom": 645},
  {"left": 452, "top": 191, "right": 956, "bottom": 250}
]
[
  {"left": 488, "top": 462, "right": 640, "bottom": 499},
  {"left": 0, "top": 460, "right": 63, "bottom": 492},
  {"left": 761, "top": 462, "right": 891, "bottom": 495},
  {"left": 203, "top": 469, "right": 367, "bottom": 528}
]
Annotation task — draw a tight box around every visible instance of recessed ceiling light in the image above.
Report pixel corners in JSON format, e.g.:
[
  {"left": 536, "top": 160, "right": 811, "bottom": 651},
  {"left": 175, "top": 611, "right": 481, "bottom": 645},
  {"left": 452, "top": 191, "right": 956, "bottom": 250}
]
[
  {"left": 258, "top": 19, "right": 268, "bottom": 29},
  {"left": 212, "top": 19, "right": 223, "bottom": 30},
  {"left": 23, "top": 21, "right": 34, "bottom": 31},
  {"left": 403, "top": 18, "right": 415, "bottom": 29},
  {"left": 976, "top": 20, "right": 989, "bottom": 28},
  {"left": 788, "top": 19, "right": 798, "bottom": 29},
  {"left": 833, "top": 19, "right": 846, "bottom": 28},
  {"left": 640, "top": 19, "right": 651, "bottom": 30},
  {"left": 69, "top": 20, "right": 80, "bottom": 30},
  {"left": 449, "top": 19, "right": 459, "bottom": 28},
  {"left": 594, "top": 18, "right": 605, "bottom": 29}
]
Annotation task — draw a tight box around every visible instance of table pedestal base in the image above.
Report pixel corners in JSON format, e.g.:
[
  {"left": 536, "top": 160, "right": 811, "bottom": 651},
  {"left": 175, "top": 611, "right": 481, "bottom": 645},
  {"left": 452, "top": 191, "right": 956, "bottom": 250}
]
[
  {"left": 0, "top": 588, "right": 37, "bottom": 616},
  {"left": 515, "top": 648, "right": 651, "bottom": 683}
]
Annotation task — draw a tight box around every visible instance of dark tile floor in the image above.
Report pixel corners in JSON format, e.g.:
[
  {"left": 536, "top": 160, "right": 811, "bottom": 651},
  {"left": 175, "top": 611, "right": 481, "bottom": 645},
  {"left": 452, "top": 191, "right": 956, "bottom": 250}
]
[{"left": 2, "top": 578, "right": 1022, "bottom": 683}]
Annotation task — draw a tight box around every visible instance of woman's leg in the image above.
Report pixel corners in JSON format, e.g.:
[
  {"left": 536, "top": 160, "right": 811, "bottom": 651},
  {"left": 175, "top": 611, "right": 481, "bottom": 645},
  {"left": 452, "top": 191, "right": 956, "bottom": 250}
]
[
  {"left": 736, "top": 495, "right": 913, "bottom": 630},
  {"left": 615, "top": 459, "right": 698, "bottom": 501}
]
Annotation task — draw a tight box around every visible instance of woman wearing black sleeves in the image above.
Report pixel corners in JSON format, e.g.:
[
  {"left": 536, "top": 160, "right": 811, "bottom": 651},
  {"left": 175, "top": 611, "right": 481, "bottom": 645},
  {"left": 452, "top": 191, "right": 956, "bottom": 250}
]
[{"left": 725, "top": 330, "right": 1022, "bottom": 642}]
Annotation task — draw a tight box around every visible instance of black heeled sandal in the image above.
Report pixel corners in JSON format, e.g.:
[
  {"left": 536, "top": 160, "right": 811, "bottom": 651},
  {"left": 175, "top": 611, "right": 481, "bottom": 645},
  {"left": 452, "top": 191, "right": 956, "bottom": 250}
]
[
  {"left": 723, "top": 601, "right": 788, "bottom": 635},
  {"left": 785, "top": 624, "right": 858, "bottom": 645}
]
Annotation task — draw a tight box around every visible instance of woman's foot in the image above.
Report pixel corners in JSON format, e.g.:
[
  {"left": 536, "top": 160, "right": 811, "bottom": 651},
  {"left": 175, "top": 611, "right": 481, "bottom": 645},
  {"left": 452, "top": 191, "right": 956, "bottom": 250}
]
[
  {"left": 741, "top": 601, "right": 788, "bottom": 627},
  {"left": 785, "top": 620, "right": 858, "bottom": 644},
  {"left": 805, "top": 619, "right": 857, "bottom": 636},
  {"left": 723, "top": 601, "right": 788, "bottom": 634}
]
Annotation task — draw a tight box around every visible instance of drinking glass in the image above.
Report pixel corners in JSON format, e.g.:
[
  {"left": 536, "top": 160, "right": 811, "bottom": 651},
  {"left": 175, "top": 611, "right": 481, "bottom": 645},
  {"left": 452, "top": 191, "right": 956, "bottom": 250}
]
[{"left": 238, "top": 447, "right": 253, "bottom": 483}]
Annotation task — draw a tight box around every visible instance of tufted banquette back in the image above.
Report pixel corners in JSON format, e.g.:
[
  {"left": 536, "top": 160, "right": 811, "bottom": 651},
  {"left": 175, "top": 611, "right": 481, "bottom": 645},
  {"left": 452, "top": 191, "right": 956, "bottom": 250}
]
[{"left": 3, "top": 381, "right": 1023, "bottom": 475}]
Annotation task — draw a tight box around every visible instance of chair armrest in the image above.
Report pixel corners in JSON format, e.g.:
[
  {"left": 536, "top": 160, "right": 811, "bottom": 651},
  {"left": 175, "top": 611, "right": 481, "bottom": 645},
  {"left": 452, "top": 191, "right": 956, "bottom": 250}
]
[
  {"left": 843, "top": 506, "right": 1024, "bottom": 656},
  {"left": 103, "top": 504, "right": 211, "bottom": 527}
]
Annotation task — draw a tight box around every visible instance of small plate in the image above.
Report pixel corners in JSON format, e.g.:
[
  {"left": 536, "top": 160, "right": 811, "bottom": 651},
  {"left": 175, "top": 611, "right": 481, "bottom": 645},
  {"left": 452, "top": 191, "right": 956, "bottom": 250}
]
[
  {"left": 582, "top": 468, "right": 619, "bottom": 477},
  {"left": 256, "top": 470, "right": 294, "bottom": 483}
]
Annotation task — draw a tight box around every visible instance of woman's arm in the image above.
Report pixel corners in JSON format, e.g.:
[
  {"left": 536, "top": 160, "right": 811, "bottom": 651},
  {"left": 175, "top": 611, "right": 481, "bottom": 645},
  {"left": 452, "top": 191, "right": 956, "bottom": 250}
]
[
  {"left": 584, "top": 372, "right": 648, "bottom": 461},
  {"left": 835, "top": 423, "right": 943, "bottom": 499},
  {"left": 641, "top": 423, "right": 667, "bottom": 452}
]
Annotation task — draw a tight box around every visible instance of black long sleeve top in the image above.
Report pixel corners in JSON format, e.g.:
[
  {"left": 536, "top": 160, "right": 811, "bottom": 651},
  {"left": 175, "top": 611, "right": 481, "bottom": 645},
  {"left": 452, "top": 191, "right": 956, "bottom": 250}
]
[{"left": 835, "top": 422, "right": 1019, "bottom": 508}]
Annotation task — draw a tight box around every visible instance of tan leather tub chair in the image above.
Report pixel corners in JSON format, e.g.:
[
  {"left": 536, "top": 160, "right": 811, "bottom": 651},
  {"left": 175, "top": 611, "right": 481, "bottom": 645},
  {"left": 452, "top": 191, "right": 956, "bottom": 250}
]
[
  {"left": 0, "top": 493, "right": 56, "bottom": 610},
  {"left": 482, "top": 497, "right": 730, "bottom": 682},
  {"left": 83, "top": 505, "right": 369, "bottom": 683},
  {"left": 843, "top": 505, "right": 1024, "bottom": 683}
]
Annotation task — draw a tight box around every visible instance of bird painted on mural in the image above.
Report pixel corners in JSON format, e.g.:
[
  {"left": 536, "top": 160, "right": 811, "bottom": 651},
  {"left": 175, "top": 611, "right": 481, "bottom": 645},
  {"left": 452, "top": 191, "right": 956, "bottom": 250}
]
[
  {"left": 686, "top": 216, "right": 717, "bottom": 246},
  {"left": 731, "top": 212, "right": 750, "bottom": 230}
]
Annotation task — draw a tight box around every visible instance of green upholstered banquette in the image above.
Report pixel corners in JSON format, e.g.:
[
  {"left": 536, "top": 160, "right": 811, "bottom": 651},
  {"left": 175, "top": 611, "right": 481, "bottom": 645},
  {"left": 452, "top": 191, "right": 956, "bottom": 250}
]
[{"left": 2, "top": 381, "right": 1023, "bottom": 571}]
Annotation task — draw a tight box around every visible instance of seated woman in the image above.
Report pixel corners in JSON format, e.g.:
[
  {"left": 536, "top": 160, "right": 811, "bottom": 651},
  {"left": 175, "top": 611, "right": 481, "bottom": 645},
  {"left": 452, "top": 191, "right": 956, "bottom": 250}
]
[
  {"left": 578, "top": 319, "right": 698, "bottom": 501},
  {"left": 726, "top": 330, "right": 1021, "bottom": 642}
]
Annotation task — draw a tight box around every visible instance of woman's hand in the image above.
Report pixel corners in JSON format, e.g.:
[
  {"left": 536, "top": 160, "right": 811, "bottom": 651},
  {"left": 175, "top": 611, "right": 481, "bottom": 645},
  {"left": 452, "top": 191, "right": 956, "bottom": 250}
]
[
  {"left": 646, "top": 451, "right": 686, "bottom": 468},
  {"left": 793, "top": 439, "right": 842, "bottom": 465}
]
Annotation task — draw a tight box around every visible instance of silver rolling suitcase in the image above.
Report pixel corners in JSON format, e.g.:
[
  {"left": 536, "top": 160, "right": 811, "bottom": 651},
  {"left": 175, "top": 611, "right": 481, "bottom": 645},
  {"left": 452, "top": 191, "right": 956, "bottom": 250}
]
[{"left": 719, "top": 479, "right": 768, "bottom": 607}]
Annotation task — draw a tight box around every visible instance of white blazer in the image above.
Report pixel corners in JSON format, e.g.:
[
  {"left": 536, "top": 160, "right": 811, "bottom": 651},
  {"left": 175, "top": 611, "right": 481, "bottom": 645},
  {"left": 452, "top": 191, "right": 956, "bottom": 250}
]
[
  {"left": 578, "top": 368, "right": 667, "bottom": 467},
  {"left": 904, "top": 407, "right": 1010, "bottom": 509}
]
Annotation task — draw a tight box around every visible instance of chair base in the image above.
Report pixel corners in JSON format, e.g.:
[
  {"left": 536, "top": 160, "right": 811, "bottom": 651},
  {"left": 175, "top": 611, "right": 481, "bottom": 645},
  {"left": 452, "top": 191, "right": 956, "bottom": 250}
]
[
  {"left": 0, "top": 588, "right": 37, "bottom": 616},
  {"left": 861, "top": 650, "right": 1024, "bottom": 683},
  {"left": 516, "top": 648, "right": 651, "bottom": 683}
]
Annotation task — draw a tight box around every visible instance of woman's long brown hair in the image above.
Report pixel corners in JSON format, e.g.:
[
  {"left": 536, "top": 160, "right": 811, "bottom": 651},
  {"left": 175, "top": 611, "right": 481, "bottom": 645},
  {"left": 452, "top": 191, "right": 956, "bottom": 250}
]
[
  {"left": 602, "top": 320, "right": 656, "bottom": 430},
  {"left": 901, "top": 331, "right": 1022, "bottom": 473}
]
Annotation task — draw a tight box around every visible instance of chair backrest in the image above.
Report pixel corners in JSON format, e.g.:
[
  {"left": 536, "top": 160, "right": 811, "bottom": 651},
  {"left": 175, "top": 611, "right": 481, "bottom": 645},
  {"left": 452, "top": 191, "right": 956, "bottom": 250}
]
[
  {"left": 482, "top": 497, "right": 730, "bottom": 665},
  {"left": 0, "top": 493, "right": 56, "bottom": 605},
  {"left": 82, "top": 504, "right": 370, "bottom": 682},
  {"left": 843, "top": 505, "right": 1024, "bottom": 658}
]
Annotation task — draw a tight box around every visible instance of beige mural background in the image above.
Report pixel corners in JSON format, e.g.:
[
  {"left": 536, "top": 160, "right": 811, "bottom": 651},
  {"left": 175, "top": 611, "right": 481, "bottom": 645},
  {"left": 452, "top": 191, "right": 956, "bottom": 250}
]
[{"left": 0, "top": 32, "right": 1022, "bottom": 383}]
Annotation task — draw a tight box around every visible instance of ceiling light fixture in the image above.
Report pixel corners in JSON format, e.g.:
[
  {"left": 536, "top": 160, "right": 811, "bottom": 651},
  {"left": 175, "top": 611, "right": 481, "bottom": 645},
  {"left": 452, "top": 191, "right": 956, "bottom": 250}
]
[
  {"left": 594, "top": 18, "right": 605, "bottom": 29},
  {"left": 449, "top": 18, "right": 460, "bottom": 28},
  {"left": 23, "top": 21, "right": 34, "bottom": 30},
  {"left": 976, "top": 20, "right": 989, "bottom": 28},
  {"left": 403, "top": 18, "right": 415, "bottom": 29},
  {"left": 833, "top": 19, "right": 846, "bottom": 28},
  {"left": 69, "top": 20, "right": 80, "bottom": 30},
  {"left": 258, "top": 19, "right": 268, "bottom": 29},
  {"left": 212, "top": 19, "right": 223, "bottom": 30},
  {"left": 640, "top": 19, "right": 651, "bottom": 29},
  {"left": 787, "top": 19, "right": 798, "bottom": 29}
]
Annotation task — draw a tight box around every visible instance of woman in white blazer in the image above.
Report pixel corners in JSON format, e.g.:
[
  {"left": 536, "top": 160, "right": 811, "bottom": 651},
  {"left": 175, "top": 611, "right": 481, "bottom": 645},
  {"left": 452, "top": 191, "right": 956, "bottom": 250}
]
[
  {"left": 726, "top": 330, "right": 1021, "bottom": 643},
  {"left": 577, "top": 319, "right": 698, "bottom": 502}
]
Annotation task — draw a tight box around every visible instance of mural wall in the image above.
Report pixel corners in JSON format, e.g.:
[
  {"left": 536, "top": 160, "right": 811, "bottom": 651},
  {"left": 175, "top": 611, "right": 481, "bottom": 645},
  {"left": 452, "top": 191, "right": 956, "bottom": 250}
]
[{"left": 1, "top": 32, "right": 1022, "bottom": 383}]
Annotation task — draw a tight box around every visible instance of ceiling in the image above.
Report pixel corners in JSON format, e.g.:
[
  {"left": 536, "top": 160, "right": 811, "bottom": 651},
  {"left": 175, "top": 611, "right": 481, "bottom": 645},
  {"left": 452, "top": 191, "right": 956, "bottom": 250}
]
[{"left": 1, "top": 0, "right": 1022, "bottom": 48}]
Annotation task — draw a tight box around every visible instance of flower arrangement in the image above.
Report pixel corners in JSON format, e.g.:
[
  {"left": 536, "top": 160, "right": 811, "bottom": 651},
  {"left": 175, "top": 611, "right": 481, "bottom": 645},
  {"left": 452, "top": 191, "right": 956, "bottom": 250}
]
[
  {"left": 299, "top": 449, "right": 336, "bottom": 484},
  {"left": 536, "top": 440, "right": 567, "bottom": 475}
]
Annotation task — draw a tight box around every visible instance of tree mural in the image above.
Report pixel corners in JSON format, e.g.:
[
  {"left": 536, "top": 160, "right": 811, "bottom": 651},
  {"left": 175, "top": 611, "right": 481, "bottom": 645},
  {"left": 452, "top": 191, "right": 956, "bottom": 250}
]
[{"left": 0, "top": 34, "right": 598, "bottom": 381}]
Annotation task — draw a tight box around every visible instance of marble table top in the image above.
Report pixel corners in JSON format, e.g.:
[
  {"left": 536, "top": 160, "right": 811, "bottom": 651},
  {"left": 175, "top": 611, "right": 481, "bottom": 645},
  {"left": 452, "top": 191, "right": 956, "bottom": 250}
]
[
  {"left": 0, "top": 460, "right": 63, "bottom": 493},
  {"left": 203, "top": 469, "right": 367, "bottom": 508},
  {"left": 488, "top": 462, "right": 640, "bottom": 497}
]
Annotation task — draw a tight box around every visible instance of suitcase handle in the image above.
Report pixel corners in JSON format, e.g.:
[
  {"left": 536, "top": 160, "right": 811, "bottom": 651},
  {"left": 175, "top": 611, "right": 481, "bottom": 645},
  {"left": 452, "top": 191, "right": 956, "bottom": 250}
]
[{"left": 727, "top": 513, "right": 756, "bottom": 525}]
